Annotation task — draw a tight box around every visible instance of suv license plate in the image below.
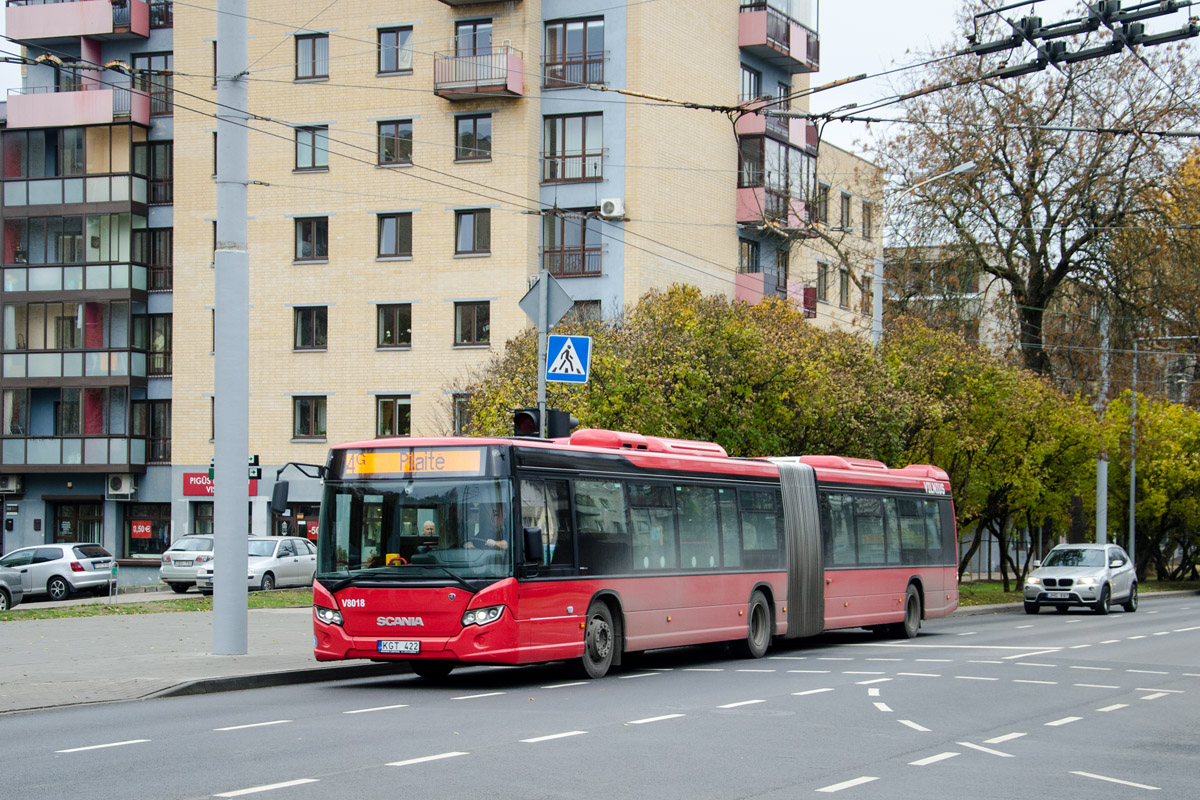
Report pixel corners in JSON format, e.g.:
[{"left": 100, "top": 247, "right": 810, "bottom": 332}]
[
  {"left": 378, "top": 640, "right": 420, "bottom": 654},
  {"left": 1047, "top": 591, "right": 1069, "bottom": 599}
]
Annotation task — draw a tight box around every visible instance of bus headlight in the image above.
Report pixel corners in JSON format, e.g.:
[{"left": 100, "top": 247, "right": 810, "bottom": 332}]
[
  {"left": 314, "top": 605, "right": 344, "bottom": 626},
  {"left": 462, "top": 605, "right": 504, "bottom": 627}
]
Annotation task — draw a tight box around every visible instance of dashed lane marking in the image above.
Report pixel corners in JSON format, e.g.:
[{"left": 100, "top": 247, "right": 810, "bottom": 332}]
[
  {"left": 844, "top": 671, "right": 886, "bottom": 675},
  {"left": 1045, "top": 716, "right": 1082, "bottom": 726},
  {"left": 897, "top": 672, "right": 941, "bottom": 677},
  {"left": 910, "top": 752, "right": 959, "bottom": 766},
  {"left": 984, "top": 732, "right": 1026, "bottom": 744},
  {"left": 1139, "top": 693, "right": 1169, "bottom": 701},
  {"left": 735, "top": 669, "right": 776, "bottom": 673},
  {"left": 617, "top": 673, "right": 660, "bottom": 680},
  {"left": 450, "top": 693, "right": 504, "bottom": 701},
  {"left": 818, "top": 657, "right": 854, "bottom": 661},
  {"left": 1174, "top": 626, "right": 1200, "bottom": 633},
  {"left": 213, "top": 779, "right": 319, "bottom": 797},
  {"left": 873, "top": 702, "right": 893, "bottom": 712},
  {"left": 1098, "top": 703, "right": 1128, "bottom": 712},
  {"left": 969, "top": 660, "right": 1003, "bottom": 664},
  {"left": 955, "top": 676, "right": 999, "bottom": 681},
  {"left": 789, "top": 669, "right": 831, "bottom": 674},
  {"left": 959, "top": 742, "right": 1014, "bottom": 758},
  {"left": 214, "top": 721, "right": 290, "bottom": 731},
  {"left": 768, "top": 656, "right": 809, "bottom": 660},
  {"left": 345, "top": 704, "right": 411, "bottom": 713},
  {"left": 1013, "top": 680, "right": 1057, "bottom": 685},
  {"left": 1128, "top": 635, "right": 1148, "bottom": 640},
  {"left": 683, "top": 668, "right": 724, "bottom": 672},
  {"left": 1016, "top": 624, "right": 1033, "bottom": 629},
  {"left": 868, "top": 688, "right": 881, "bottom": 697},
  {"left": 1002, "top": 649, "right": 1061, "bottom": 659},
  {"left": 1069, "top": 644, "right": 1091, "bottom": 649},
  {"left": 521, "top": 731, "right": 587, "bottom": 743},
  {"left": 915, "top": 658, "right": 953, "bottom": 662},
  {"left": 856, "top": 678, "right": 893, "bottom": 685},
  {"left": 816, "top": 776, "right": 879, "bottom": 793},
  {"left": 1071, "top": 665, "right": 1111, "bottom": 671},
  {"left": 1074, "top": 684, "right": 1119, "bottom": 689},
  {"left": 1127, "top": 669, "right": 1169, "bottom": 675},
  {"left": 1099, "top": 640, "right": 1120, "bottom": 644},
  {"left": 542, "top": 682, "right": 588, "bottom": 689},
  {"left": 866, "top": 658, "right": 903, "bottom": 662},
  {"left": 793, "top": 688, "right": 835, "bottom": 696},
  {"left": 1070, "top": 771, "right": 1160, "bottom": 791},
  {"left": 898, "top": 720, "right": 931, "bottom": 732},
  {"left": 56, "top": 739, "right": 149, "bottom": 753},
  {"left": 718, "top": 700, "right": 766, "bottom": 709},
  {"left": 1152, "top": 632, "right": 1170, "bottom": 636},
  {"left": 1016, "top": 662, "right": 1057, "bottom": 667},
  {"left": 387, "top": 752, "right": 468, "bottom": 767},
  {"left": 627, "top": 714, "right": 685, "bottom": 725},
  {"left": 1136, "top": 688, "right": 1183, "bottom": 693}
]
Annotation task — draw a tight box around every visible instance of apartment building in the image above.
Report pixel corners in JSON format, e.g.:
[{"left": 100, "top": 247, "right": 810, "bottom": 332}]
[{"left": 1, "top": 1, "right": 882, "bottom": 585}]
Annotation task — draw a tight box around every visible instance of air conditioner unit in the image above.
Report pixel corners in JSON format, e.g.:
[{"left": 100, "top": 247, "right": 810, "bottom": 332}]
[
  {"left": 0, "top": 475, "right": 22, "bottom": 493},
  {"left": 599, "top": 198, "right": 625, "bottom": 220},
  {"left": 107, "top": 473, "right": 136, "bottom": 499}
]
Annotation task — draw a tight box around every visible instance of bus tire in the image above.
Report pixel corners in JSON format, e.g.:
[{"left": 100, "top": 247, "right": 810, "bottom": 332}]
[
  {"left": 410, "top": 662, "right": 454, "bottom": 680},
  {"left": 890, "top": 585, "right": 921, "bottom": 639},
  {"left": 575, "top": 601, "right": 616, "bottom": 679},
  {"left": 732, "top": 590, "right": 772, "bottom": 659}
]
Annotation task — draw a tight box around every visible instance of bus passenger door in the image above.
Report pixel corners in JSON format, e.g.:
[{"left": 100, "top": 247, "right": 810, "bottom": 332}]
[{"left": 516, "top": 478, "right": 587, "bottom": 659}]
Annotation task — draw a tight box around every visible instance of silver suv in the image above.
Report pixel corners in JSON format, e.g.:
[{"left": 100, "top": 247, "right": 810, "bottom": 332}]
[{"left": 1024, "top": 543, "right": 1137, "bottom": 615}]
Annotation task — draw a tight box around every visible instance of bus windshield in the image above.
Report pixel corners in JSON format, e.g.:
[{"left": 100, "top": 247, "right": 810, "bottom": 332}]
[{"left": 317, "top": 478, "right": 513, "bottom": 582}]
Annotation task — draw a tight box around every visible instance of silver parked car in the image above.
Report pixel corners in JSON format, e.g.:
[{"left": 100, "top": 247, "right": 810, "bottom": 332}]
[
  {"left": 0, "top": 565, "right": 23, "bottom": 610},
  {"left": 159, "top": 534, "right": 215, "bottom": 593},
  {"left": 195, "top": 536, "right": 317, "bottom": 594},
  {"left": 1024, "top": 543, "right": 1138, "bottom": 615},
  {"left": 0, "top": 543, "right": 114, "bottom": 601}
]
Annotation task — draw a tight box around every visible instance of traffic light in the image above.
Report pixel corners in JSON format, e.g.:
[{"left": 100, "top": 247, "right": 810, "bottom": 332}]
[
  {"left": 513, "top": 408, "right": 540, "bottom": 437},
  {"left": 546, "top": 409, "right": 580, "bottom": 439}
]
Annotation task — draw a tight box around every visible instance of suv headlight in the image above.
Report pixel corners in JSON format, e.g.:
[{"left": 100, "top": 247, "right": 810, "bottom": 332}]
[
  {"left": 462, "top": 605, "right": 504, "bottom": 627},
  {"left": 1076, "top": 577, "right": 1098, "bottom": 586},
  {"left": 314, "top": 605, "right": 344, "bottom": 626},
  {"left": 1025, "top": 576, "right": 1041, "bottom": 585}
]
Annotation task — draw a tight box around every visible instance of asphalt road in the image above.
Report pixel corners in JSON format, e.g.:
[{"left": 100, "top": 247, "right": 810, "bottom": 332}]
[{"left": 7, "top": 594, "right": 1198, "bottom": 800}]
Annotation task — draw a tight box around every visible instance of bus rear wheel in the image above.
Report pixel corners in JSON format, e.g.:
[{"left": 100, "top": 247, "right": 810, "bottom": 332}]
[
  {"left": 889, "top": 585, "right": 921, "bottom": 639},
  {"left": 732, "top": 590, "right": 772, "bottom": 659},
  {"left": 575, "top": 602, "right": 616, "bottom": 679}
]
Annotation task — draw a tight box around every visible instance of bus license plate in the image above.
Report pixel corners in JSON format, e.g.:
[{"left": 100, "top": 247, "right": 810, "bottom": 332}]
[
  {"left": 378, "top": 640, "right": 420, "bottom": 654},
  {"left": 1047, "top": 591, "right": 1069, "bottom": 599}
]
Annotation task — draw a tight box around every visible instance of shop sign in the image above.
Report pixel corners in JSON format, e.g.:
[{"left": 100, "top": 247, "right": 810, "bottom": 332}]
[
  {"left": 183, "top": 473, "right": 259, "bottom": 496},
  {"left": 131, "top": 520, "right": 152, "bottom": 539}
]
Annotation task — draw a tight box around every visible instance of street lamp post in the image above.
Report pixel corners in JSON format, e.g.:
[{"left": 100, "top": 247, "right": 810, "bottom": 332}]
[{"left": 874, "top": 161, "right": 978, "bottom": 347}]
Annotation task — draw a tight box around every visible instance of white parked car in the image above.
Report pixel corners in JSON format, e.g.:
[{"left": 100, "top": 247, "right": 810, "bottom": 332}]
[
  {"left": 1024, "top": 543, "right": 1138, "bottom": 615},
  {"left": 195, "top": 536, "right": 317, "bottom": 594},
  {"left": 0, "top": 543, "right": 114, "bottom": 601},
  {"left": 159, "top": 535, "right": 215, "bottom": 593}
]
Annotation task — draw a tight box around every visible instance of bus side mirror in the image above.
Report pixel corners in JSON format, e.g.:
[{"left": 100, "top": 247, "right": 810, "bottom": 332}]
[
  {"left": 523, "top": 526, "right": 544, "bottom": 564},
  {"left": 270, "top": 481, "right": 290, "bottom": 516}
]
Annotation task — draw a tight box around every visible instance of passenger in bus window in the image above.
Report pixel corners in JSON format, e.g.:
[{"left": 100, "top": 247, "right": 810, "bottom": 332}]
[{"left": 421, "top": 520, "right": 437, "bottom": 540}]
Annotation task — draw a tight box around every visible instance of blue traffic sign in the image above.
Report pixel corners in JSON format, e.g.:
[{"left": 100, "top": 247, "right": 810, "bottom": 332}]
[{"left": 546, "top": 335, "right": 592, "bottom": 384}]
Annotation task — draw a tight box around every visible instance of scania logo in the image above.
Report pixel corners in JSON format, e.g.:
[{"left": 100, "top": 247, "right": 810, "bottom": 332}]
[{"left": 377, "top": 616, "right": 425, "bottom": 627}]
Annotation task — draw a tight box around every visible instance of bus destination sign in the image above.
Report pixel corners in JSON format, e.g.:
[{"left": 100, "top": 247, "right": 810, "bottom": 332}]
[{"left": 342, "top": 447, "right": 484, "bottom": 478}]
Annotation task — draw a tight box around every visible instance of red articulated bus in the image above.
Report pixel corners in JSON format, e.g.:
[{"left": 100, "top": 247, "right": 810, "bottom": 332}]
[{"left": 278, "top": 429, "right": 958, "bottom": 680}]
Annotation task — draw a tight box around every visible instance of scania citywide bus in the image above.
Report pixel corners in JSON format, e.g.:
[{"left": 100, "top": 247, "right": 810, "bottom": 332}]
[{"left": 277, "top": 428, "right": 958, "bottom": 679}]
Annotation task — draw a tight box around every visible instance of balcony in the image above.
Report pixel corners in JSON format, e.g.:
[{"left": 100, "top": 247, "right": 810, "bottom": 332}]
[
  {"left": 434, "top": 45, "right": 524, "bottom": 100},
  {"left": 1, "top": 434, "right": 147, "bottom": 472},
  {"left": 6, "top": 84, "right": 150, "bottom": 129},
  {"left": 541, "top": 152, "right": 603, "bottom": 184},
  {"left": 735, "top": 270, "right": 807, "bottom": 306},
  {"left": 541, "top": 247, "right": 602, "bottom": 277},
  {"left": 737, "top": 186, "right": 807, "bottom": 228},
  {"left": 738, "top": 2, "right": 819, "bottom": 73},
  {"left": 3, "top": 173, "right": 149, "bottom": 208},
  {"left": 543, "top": 52, "right": 605, "bottom": 89},
  {"left": 5, "top": 0, "right": 150, "bottom": 42},
  {"left": 2, "top": 349, "right": 149, "bottom": 380},
  {"left": 3, "top": 263, "right": 150, "bottom": 294}
]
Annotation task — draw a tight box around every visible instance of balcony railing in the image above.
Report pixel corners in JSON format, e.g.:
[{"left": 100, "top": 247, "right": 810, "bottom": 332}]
[
  {"left": 149, "top": 263, "right": 172, "bottom": 291},
  {"left": 5, "top": 0, "right": 151, "bottom": 40},
  {"left": 543, "top": 53, "right": 605, "bottom": 89},
  {"left": 149, "top": 0, "right": 170, "bottom": 27},
  {"left": 433, "top": 45, "right": 524, "bottom": 98},
  {"left": 148, "top": 349, "right": 171, "bottom": 376},
  {"left": 738, "top": 2, "right": 819, "bottom": 73},
  {"left": 148, "top": 434, "right": 170, "bottom": 463},
  {"left": 3, "top": 263, "right": 150, "bottom": 293},
  {"left": 1, "top": 434, "right": 147, "bottom": 468},
  {"left": 2, "top": 349, "right": 148, "bottom": 380},
  {"left": 5, "top": 83, "right": 150, "bottom": 128},
  {"left": 542, "top": 152, "right": 603, "bottom": 183},
  {"left": 3, "top": 173, "right": 149, "bottom": 208},
  {"left": 541, "top": 247, "right": 602, "bottom": 277}
]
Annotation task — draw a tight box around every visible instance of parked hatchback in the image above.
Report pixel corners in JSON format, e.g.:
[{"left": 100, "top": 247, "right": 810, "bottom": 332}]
[
  {"left": 195, "top": 536, "right": 317, "bottom": 594},
  {"left": 1024, "top": 543, "right": 1138, "bottom": 615},
  {"left": 159, "top": 535, "right": 215, "bottom": 593},
  {"left": 0, "top": 565, "right": 23, "bottom": 610},
  {"left": 0, "top": 543, "right": 114, "bottom": 601}
]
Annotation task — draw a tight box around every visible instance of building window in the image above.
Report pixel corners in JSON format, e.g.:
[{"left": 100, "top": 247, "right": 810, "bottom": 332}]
[
  {"left": 378, "top": 120, "right": 412, "bottom": 165},
  {"left": 544, "top": 18, "right": 605, "bottom": 88},
  {"left": 293, "top": 396, "right": 327, "bottom": 439},
  {"left": 149, "top": 0, "right": 173, "bottom": 29},
  {"left": 738, "top": 239, "right": 761, "bottom": 274},
  {"left": 816, "top": 183, "right": 829, "bottom": 224},
  {"left": 124, "top": 503, "right": 171, "bottom": 559},
  {"left": 376, "top": 395, "right": 411, "bottom": 438},
  {"left": 133, "top": 141, "right": 173, "bottom": 204},
  {"left": 135, "top": 228, "right": 172, "bottom": 290},
  {"left": 149, "top": 314, "right": 172, "bottom": 375},
  {"left": 453, "top": 392, "right": 473, "bottom": 435},
  {"left": 543, "top": 114, "right": 602, "bottom": 183},
  {"left": 148, "top": 399, "right": 171, "bottom": 463},
  {"left": 377, "top": 213, "right": 412, "bottom": 258},
  {"left": 455, "top": 20, "right": 492, "bottom": 56},
  {"left": 377, "top": 304, "right": 412, "bottom": 348},
  {"left": 773, "top": 248, "right": 789, "bottom": 297},
  {"left": 817, "top": 262, "right": 829, "bottom": 302},
  {"left": 454, "top": 301, "right": 490, "bottom": 346},
  {"left": 294, "top": 306, "right": 328, "bottom": 350},
  {"left": 295, "top": 217, "right": 328, "bottom": 261},
  {"left": 455, "top": 210, "right": 491, "bottom": 255},
  {"left": 542, "top": 210, "right": 601, "bottom": 276},
  {"left": 740, "top": 65, "right": 762, "bottom": 102},
  {"left": 296, "top": 34, "right": 329, "bottom": 80},
  {"left": 53, "top": 503, "right": 103, "bottom": 544},
  {"left": 777, "top": 82, "right": 790, "bottom": 108},
  {"left": 839, "top": 267, "right": 850, "bottom": 307},
  {"left": 862, "top": 276, "right": 872, "bottom": 315},
  {"left": 296, "top": 126, "right": 329, "bottom": 170},
  {"left": 379, "top": 27, "right": 413, "bottom": 74},
  {"left": 455, "top": 115, "right": 492, "bottom": 161},
  {"left": 862, "top": 201, "right": 873, "bottom": 239},
  {"left": 134, "top": 52, "right": 173, "bottom": 116},
  {"left": 840, "top": 191, "right": 852, "bottom": 230}
]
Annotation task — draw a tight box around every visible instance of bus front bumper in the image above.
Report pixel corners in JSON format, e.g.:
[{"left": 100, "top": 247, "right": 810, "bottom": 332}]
[{"left": 314, "top": 613, "right": 522, "bottom": 664}]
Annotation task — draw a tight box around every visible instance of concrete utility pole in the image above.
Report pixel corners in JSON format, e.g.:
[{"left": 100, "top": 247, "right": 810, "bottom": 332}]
[
  {"left": 1095, "top": 308, "right": 1109, "bottom": 544},
  {"left": 213, "top": 0, "right": 249, "bottom": 655}
]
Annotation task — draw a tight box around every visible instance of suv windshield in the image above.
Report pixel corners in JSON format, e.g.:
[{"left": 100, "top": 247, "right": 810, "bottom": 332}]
[
  {"left": 1044, "top": 548, "right": 1106, "bottom": 568},
  {"left": 318, "top": 478, "right": 513, "bottom": 581},
  {"left": 169, "top": 537, "right": 214, "bottom": 552}
]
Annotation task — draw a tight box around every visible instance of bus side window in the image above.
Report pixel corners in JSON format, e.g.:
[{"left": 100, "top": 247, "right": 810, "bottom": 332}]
[
  {"left": 854, "top": 495, "right": 885, "bottom": 565},
  {"left": 740, "top": 488, "right": 780, "bottom": 570},
  {"left": 575, "top": 479, "right": 630, "bottom": 575},
  {"left": 629, "top": 482, "right": 676, "bottom": 571},
  {"left": 923, "top": 499, "right": 944, "bottom": 563},
  {"left": 882, "top": 497, "right": 901, "bottom": 565},
  {"left": 823, "top": 492, "right": 856, "bottom": 567},
  {"left": 897, "top": 497, "right": 927, "bottom": 566},
  {"left": 676, "top": 485, "right": 720, "bottom": 569},
  {"left": 520, "top": 478, "right": 574, "bottom": 569},
  {"left": 718, "top": 488, "right": 740, "bottom": 568}
]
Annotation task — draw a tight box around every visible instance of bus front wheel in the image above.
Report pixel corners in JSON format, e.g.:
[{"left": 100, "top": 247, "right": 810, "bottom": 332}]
[
  {"left": 732, "top": 590, "right": 772, "bottom": 659},
  {"left": 575, "top": 602, "right": 616, "bottom": 679}
]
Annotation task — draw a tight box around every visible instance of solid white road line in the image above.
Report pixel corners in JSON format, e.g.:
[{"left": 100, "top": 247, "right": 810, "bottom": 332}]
[
  {"left": 214, "top": 721, "right": 291, "bottom": 731},
  {"left": 856, "top": 678, "right": 893, "bottom": 685},
  {"left": 910, "top": 752, "right": 959, "bottom": 766},
  {"left": 345, "top": 704, "right": 410, "bottom": 713},
  {"left": 873, "top": 702, "right": 893, "bottom": 712},
  {"left": 718, "top": 699, "right": 765, "bottom": 709},
  {"left": 1045, "top": 716, "right": 1082, "bottom": 726},
  {"left": 213, "top": 779, "right": 319, "bottom": 797},
  {"left": 387, "top": 752, "right": 468, "bottom": 767},
  {"left": 1097, "top": 703, "right": 1129, "bottom": 712},
  {"left": 816, "top": 776, "right": 878, "bottom": 793},
  {"left": 1139, "top": 692, "right": 1169, "bottom": 701},
  {"left": 543, "top": 682, "right": 589, "bottom": 689},
  {"left": 958, "top": 742, "right": 1014, "bottom": 758},
  {"left": 898, "top": 720, "right": 931, "bottom": 732},
  {"left": 1070, "top": 771, "right": 1160, "bottom": 790},
  {"left": 56, "top": 739, "right": 149, "bottom": 753},
  {"left": 521, "top": 731, "right": 587, "bottom": 743},
  {"left": 1074, "top": 684, "right": 1119, "bottom": 689},
  {"left": 793, "top": 688, "right": 835, "bottom": 696},
  {"left": 451, "top": 693, "right": 505, "bottom": 701},
  {"left": 627, "top": 714, "right": 685, "bottom": 725},
  {"left": 984, "top": 732, "right": 1026, "bottom": 744}
]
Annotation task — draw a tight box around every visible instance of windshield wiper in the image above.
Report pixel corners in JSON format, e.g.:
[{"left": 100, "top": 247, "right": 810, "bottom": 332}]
[{"left": 325, "top": 565, "right": 475, "bottom": 593}]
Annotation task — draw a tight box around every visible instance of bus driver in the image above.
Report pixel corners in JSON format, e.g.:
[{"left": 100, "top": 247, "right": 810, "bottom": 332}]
[{"left": 464, "top": 505, "right": 509, "bottom": 550}]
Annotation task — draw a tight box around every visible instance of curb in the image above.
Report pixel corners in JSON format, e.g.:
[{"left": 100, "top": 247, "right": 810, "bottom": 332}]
[
  {"left": 150, "top": 662, "right": 413, "bottom": 699},
  {"left": 952, "top": 588, "right": 1197, "bottom": 617}
]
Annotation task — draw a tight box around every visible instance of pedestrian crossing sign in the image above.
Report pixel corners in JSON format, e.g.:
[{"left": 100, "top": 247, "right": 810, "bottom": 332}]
[{"left": 546, "top": 335, "right": 592, "bottom": 384}]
